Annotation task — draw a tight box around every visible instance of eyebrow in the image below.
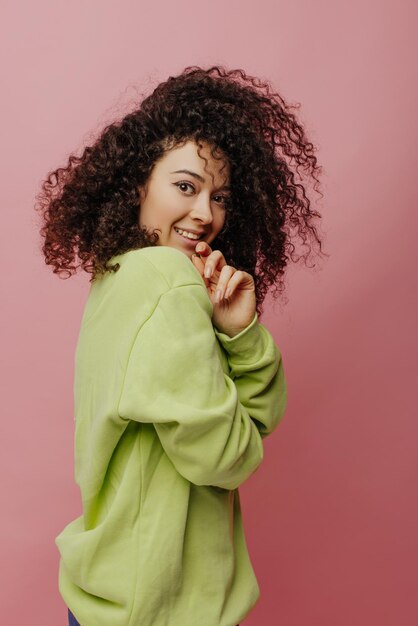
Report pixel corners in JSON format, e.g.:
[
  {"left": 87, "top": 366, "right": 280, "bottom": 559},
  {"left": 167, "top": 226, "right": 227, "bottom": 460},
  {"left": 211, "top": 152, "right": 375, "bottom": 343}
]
[{"left": 170, "top": 169, "right": 231, "bottom": 191}]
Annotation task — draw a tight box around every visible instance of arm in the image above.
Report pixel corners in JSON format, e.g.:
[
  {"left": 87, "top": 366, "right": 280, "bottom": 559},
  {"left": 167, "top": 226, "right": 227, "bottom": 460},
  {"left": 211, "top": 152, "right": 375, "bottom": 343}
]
[
  {"left": 118, "top": 283, "right": 269, "bottom": 491},
  {"left": 214, "top": 313, "right": 287, "bottom": 439}
]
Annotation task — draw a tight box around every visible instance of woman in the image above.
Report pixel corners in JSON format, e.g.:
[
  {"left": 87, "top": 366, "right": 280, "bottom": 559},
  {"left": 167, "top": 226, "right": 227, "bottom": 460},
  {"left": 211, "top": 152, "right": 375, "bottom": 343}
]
[{"left": 36, "top": 64, "right": 325, "bottom": 626}]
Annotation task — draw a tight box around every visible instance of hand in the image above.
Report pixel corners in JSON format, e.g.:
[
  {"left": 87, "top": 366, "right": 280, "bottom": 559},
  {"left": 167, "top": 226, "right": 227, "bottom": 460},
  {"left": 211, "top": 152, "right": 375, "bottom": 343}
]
[{"left": 191, "top": 241, "right": 256, "bottom": 337}]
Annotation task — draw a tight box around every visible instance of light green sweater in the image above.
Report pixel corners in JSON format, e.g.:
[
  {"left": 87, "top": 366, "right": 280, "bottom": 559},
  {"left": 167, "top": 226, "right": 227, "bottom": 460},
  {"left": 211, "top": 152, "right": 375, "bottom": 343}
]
[{"left": 55, "top": 245, "right": 287, "bottom": 626}]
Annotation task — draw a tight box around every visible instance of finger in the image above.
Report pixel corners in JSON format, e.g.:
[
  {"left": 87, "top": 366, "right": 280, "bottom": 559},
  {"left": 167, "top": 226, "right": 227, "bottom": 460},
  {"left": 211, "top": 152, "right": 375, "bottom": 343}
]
[
  {"left": 223, "top": 270, "right": 254, "bottom": 299},
  {"left": 191, "top": 252, "right": 205, "bottom": 272},
  {"left": 213, "top": 266, "right": 237, "bottom": 302},
  {"left": 191, "top": 254, "right": 210, "bottom": 287},
  {"left": 195, "top": 241, "right": 212, "bottom": 257},
  {"left": 193, "top": 242, "right": 212, "bottom": 277},
  {"left": 203, "top": 250, "right": 228, "bottom": 279}
]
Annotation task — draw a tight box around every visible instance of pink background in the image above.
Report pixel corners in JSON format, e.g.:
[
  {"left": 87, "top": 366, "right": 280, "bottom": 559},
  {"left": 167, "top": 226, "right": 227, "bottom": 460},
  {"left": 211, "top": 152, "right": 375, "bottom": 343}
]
[{"left": 1, "top": 1, "right": 417, "bottom": 624}]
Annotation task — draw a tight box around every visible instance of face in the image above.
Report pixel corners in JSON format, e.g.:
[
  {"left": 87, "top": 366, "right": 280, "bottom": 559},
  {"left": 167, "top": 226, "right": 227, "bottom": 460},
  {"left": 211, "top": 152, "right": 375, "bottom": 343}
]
[{"left": 138, "top": 140, "right": 231, "bottom": 257}]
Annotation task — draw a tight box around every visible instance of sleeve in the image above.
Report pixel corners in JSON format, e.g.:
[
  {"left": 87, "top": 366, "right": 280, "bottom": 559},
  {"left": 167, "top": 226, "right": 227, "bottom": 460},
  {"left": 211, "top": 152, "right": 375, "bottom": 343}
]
[
  {"left": 117, "top": 283, "right": 282, "bottom": 490},
  {"left": 213, "top": 312, "right": 287, "bottom": 439}
]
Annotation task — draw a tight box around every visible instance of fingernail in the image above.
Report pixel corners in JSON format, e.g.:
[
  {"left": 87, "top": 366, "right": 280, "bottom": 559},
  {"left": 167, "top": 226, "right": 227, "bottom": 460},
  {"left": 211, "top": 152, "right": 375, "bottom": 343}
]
[
  {"left": 215, "top": 289, "right": 221, "bottom": 302},
  {"left": 204, "top": 265, "right": 211, "bottom": 278}
]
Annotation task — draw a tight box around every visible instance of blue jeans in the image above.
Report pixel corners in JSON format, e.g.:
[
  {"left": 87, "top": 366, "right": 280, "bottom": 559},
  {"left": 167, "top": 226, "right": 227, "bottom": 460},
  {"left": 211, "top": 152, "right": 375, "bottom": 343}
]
[{"left": 68, "top": 607, "right": 239, "bottom": 625}]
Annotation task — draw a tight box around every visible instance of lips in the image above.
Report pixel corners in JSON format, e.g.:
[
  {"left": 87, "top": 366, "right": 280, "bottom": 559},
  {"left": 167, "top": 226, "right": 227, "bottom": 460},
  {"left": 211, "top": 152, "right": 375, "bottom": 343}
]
[
  {"left": 173, "top": 228, "right": 204, "bottom": 247},
  {"left": 174, "top": 227, "right": 205, "bottom": 237}
]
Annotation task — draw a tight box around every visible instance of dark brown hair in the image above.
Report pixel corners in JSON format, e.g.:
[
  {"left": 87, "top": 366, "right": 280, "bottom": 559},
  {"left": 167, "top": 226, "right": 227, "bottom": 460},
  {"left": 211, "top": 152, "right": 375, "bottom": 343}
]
[{"left": 35, "top": 64, "right": 327, "bottom": 316}]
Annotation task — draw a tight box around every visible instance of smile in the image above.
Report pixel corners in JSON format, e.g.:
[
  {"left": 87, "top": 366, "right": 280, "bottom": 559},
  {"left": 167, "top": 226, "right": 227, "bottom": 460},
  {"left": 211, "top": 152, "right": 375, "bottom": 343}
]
[{"left": 174, "top": 227, "right": 203, "bottom": 240}]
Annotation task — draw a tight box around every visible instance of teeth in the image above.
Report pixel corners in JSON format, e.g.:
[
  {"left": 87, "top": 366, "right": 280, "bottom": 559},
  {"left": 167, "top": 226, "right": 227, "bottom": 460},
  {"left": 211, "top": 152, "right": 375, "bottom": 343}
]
[{"left": 174, "top": 227, "right": 200, "bottom": 240}]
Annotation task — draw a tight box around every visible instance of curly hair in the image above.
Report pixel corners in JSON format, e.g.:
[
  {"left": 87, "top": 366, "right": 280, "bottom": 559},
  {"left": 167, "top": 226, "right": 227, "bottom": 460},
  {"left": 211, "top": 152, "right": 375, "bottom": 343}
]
[{"left": 35, "top": 64, "right": 327, "bottom": 316}]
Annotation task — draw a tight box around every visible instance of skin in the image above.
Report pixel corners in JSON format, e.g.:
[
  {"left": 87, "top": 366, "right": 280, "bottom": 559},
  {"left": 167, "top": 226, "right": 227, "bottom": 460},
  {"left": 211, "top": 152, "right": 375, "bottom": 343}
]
[
  {"left": 138, "top": 140, "right": 229, "bottom": 255},
  {"left": 138, "top": 140, "right": 256, "bottom": 336}
]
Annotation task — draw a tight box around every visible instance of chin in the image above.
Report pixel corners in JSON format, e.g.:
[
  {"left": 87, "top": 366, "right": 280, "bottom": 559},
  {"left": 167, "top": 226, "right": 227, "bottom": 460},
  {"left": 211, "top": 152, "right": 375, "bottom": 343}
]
[{"left": 170, "top": 244, "right": 192, "bottom": 256}]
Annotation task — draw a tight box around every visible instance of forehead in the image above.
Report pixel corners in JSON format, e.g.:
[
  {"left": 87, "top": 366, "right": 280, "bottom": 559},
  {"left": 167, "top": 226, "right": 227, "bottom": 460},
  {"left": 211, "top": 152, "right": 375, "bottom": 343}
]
[{"left": 158, "top": 140, "right": 230, "bottom": 184}]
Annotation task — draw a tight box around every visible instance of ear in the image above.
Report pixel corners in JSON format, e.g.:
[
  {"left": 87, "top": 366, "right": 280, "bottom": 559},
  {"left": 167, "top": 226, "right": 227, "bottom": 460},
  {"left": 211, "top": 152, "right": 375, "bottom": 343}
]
[{"left": 138, "top": 183, "right": 148, "bottom": 204}]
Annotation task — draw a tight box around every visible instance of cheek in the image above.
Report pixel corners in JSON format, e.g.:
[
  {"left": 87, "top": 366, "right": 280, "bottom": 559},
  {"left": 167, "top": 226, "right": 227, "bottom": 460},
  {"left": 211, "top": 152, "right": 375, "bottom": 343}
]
[
  {"left": 216, "top": 213, "right": 227, "bottom": 233},
  {"left": 154, "top": 206, "right": 177, "bottom": 229}
]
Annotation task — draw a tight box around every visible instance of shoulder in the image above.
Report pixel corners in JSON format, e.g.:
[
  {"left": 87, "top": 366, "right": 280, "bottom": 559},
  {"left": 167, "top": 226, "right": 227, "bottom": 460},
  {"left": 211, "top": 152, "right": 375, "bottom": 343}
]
[
  {"left": 84, "top": 246, "right": 211, "bottom": 329},
  {"left": 108, "top": 246, "right": 213, "bottom": 324},
  {"left": 110, "top": 246, "right": 207, "bottom": 292}
]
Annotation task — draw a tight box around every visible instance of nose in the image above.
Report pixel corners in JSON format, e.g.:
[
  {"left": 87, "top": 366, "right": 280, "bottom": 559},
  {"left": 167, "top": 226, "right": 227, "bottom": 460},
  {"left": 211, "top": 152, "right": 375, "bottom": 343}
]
[{"left": 189, "top": 193, "right": 214, "bottom": 225}]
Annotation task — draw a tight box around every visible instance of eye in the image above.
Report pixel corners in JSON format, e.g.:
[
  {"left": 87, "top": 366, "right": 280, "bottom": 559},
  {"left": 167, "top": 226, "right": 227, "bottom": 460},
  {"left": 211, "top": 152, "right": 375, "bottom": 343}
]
[
  {"left": 213, "top": 194, "right": 230, "bottom": 207},
  {"left": 174, "top": 181, "right": 195, "bottom": 194},
  {"left": 215, "top": 196, "right": 229, "bottom": 208},
  {"left": 174, "top": 182, "right": 230, "bottom": 207}
]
